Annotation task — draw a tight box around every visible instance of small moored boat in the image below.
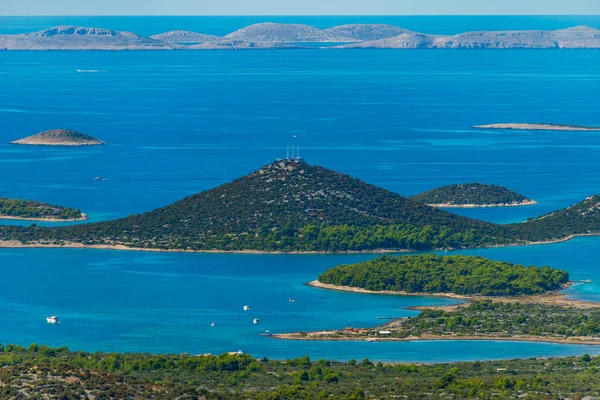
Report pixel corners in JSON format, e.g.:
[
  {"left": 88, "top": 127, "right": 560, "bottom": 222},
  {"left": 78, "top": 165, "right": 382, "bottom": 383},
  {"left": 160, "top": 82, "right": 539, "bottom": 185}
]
[
  {"left": 289, "top": 298, "right": 295, "bottom": 303},
  {"left": 46, "top": 315, "right": 59, "bottom": 324},
  {"left": 253, "top": 318, "right": 260, "bottom": 324},
  {"left": 243, "top": 305, "right": 250, "bottom": 311}
]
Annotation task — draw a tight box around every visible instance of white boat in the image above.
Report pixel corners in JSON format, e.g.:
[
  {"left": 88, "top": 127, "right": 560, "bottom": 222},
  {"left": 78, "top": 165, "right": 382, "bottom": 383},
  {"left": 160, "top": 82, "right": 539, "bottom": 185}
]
[
  {"left": 289, "top": 298, "right": 295, "bottom": 303},
  {"left": 243, "top": 305, "right": 250, "bottom": 311},
  {"left": 46, "top": 315, "right": 59, "bottom": 324},
  {"left": 94, "top": 176, "right": 108, "bottom": 181},
  {"left": 211, "top": 322, "right": 216, "bottom": 327},
  {"left": 253, "top": 318, "right": 260, "bottom": 324}
]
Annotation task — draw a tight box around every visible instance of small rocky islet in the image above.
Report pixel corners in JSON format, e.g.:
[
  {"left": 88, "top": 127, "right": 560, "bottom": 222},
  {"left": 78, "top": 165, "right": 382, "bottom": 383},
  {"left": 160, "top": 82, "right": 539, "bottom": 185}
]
[{"left": 10, "top": 129, "right": 106, "bottom": 146}]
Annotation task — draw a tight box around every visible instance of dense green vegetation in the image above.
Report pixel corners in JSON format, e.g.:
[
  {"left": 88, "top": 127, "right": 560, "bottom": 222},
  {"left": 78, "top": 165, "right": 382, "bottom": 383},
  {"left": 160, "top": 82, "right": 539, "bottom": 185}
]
[
  {"left": 0, "top": 161, "right": 598, "bottom": 251},
  {"left": 318, "top": 255, "right": 568, "bottom": 296},
  {"left": 2, "top": 344, "right": 600, "bottom": 399},
  {"left": 410, "top": 183, "right": 532, "bottom": 206},
  {"left": 0, "top": 197, "right": 83, "bottom": 220},
  {"left": 398, "top": 301, "right": 600, "bottom": 338}
]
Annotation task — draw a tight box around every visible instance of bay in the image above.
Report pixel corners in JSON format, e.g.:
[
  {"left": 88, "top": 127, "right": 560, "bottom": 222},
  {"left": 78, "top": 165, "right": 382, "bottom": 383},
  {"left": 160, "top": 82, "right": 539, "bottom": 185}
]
[{"left": 1, "top": 16, "right": 600, "bottom": 361}]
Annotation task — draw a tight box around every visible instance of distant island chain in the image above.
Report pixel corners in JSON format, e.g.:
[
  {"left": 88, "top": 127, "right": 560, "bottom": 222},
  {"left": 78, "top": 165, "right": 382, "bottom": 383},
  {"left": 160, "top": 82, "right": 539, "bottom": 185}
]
[{"left": 1, "top": 24, "right": 600, "bottom": 50}]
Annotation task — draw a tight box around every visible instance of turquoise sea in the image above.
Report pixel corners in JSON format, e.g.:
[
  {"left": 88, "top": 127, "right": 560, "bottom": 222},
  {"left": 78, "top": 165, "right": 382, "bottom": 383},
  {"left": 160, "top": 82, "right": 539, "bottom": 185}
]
[{"left": 1, "top": 16, "right": 600, "bottom": 362}]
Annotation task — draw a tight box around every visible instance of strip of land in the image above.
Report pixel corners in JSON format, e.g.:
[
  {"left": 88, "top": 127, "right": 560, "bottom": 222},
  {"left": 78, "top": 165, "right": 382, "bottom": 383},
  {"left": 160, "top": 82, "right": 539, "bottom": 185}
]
[
  {"left": 426, "top": 199, "right": 538, "bottom": 208},
  {"left": 0, "top": 214, "right": 88, "bottom": 222},
  {"left": 474, "top": 123, "right": 600, "bottom": 131},
  {"left": 306, "top": 280, "right": 596, "bottom": 309}
]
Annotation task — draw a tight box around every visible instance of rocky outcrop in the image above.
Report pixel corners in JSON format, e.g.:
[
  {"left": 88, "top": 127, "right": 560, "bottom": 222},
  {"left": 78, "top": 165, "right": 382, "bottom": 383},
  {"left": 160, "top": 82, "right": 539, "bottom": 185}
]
[
  {"left": 149, "top": 30, "right": 221, "bottom": 43},
  {"left": 0, "top": 25, "right": 174, "bottom": 50}
]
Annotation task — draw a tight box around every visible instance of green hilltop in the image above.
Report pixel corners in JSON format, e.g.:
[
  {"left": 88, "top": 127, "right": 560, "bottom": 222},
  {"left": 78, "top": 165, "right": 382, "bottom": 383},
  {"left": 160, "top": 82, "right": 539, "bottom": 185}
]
[
  {"left": 410, "top": 183, "right": 534, "bottom": 207},
  {"left": 0, "top": 160, "right": 599, "bottom": 251}
]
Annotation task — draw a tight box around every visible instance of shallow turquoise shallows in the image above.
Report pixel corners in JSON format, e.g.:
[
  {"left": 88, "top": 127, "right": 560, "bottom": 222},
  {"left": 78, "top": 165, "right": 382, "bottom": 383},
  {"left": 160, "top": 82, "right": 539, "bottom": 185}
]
[{"left": 1, "top": 16, "right": 600, "bottom": 362}]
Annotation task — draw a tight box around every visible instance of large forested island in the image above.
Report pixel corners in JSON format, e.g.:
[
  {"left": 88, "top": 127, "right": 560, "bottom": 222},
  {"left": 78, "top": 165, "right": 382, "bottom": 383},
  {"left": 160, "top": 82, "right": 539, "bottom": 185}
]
[
  {"left": 3, "top": 344, "right": 600, "bottom": 399},
  {"left": 10, "top": 129, "right": 106, "bottom": 146},
  {"left": 0, "top": 160, "right": 599, "bottom": 252},
  {"left": 410, "top": 183, "right": 536, "bottom": 208},
  {"left": 0, "top": 198, "right": 86, "bottom": 221},
  {"left": 316, "top": 255, "right": 569, "bottom": 296}
]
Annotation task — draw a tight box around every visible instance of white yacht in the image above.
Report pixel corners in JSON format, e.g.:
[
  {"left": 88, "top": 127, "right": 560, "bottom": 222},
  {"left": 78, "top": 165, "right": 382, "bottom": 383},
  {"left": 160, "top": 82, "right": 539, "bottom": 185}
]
[
  {"left": 243, "top": 305, "right": 250, "bottom": 311},
  {"left": 289, "top": 298, "right": 295, "bottom": 303},
  {"left": 211, "top": 322, "right": 216, "bottom": 327},
  {"left": 253, "top": 318, "right": 260, "bottom": 324},
  {"left": 46, "top": 315, "right": 59, "bottom": 324}
]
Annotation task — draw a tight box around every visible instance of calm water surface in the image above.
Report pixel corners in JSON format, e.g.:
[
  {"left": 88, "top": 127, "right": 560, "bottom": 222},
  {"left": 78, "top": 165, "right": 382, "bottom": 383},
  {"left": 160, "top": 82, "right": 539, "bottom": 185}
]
[{"left": 1, "top": 17, "right": 600, "bottom": 361}]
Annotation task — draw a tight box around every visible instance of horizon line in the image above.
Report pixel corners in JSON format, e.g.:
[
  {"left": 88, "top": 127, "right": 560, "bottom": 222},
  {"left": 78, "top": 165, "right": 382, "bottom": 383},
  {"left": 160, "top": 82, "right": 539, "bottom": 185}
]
[{"left": 2, "top": 14, "right": 600, "bottom": 17}]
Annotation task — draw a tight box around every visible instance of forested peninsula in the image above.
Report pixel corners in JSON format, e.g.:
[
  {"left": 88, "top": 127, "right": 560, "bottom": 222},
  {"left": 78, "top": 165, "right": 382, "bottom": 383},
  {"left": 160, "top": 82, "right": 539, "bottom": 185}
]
[
  {"left": 0, "top": 160, "right": 599, "bottom": 252},
  {"left": 316, "top": 255, "right": 569, "bottom": 296},
  {"left": 410, "top": 183, "right": 536, "bottom": 208},
  {"left": 275, "top": 255, "right": 600, "bottom": 345},
  {"left": 0, "top": 198, "right": 86, "bottom": 221}
]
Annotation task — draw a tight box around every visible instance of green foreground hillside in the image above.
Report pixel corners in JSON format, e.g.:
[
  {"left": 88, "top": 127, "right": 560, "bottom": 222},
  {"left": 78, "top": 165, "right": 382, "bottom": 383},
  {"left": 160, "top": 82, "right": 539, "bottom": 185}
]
[
  {"left": 0, "top": 160, "right": 598, "bottom": 251},
  {"left": 2, "top": 344, "right": 600, "bottom": 399}
]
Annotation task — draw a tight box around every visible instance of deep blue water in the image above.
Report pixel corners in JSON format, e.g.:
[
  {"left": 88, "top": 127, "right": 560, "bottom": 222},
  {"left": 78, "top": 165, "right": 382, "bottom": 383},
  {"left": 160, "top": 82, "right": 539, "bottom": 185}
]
[{"left": 1, "top": 17, "right": 600, "bottom": 361}]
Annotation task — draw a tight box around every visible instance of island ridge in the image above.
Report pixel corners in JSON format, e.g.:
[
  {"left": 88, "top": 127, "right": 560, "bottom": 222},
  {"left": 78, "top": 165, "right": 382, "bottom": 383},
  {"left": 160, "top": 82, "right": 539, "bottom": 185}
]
[
  {"left": 2, "top": 24, "right": 600, "bottom": 50},
  {"left": 0, "top": 160, "right": 599, "bottom": 252}
]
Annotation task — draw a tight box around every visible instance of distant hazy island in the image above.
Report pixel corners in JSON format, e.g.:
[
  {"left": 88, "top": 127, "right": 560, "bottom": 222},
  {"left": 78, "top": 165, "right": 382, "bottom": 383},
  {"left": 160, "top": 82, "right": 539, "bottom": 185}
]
[
  {"left": 0, "top": 160, "right": 599, "bottom": 252},
  {"left": 474, "top": 123, "right": 600, "bottom": 131},
  {"left": 410, "top": 183, "right": 536, "bottom": 208},
  {"left": 275, "top": 255, "right": 600, "bottom": 345},
  {"left": 1, "top": 24, "right": 600, "bottom": 50},
  {"left": 10, "top": 129, "right": 106, "bottom": 146},
  {"left": 0, "top": 198, "right": 86, "bottom": 222}
]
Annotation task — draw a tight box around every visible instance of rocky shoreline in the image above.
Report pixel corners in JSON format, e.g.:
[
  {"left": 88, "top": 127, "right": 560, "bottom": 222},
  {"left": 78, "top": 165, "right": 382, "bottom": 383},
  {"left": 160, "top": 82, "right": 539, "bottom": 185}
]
[{"left": 0, "top": 213, "right": 88, "bottom": 222}]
